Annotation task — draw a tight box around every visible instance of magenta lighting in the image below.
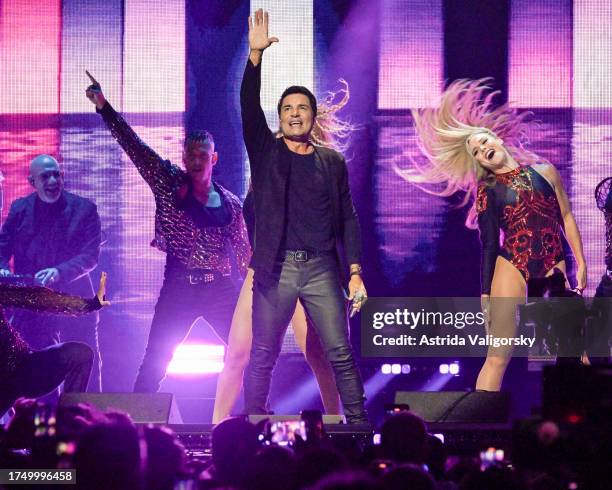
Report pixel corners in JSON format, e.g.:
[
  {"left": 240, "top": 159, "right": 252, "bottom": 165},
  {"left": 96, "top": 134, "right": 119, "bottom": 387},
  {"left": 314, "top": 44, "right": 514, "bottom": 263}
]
[{"left": 166, "top": 344, "right": 225, "bottom": 375}]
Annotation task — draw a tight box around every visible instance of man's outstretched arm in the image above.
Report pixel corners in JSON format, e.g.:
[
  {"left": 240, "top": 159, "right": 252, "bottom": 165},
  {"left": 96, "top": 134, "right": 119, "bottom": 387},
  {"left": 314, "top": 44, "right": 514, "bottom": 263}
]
[
  {"left": 240, "top": 9, "right": 278, "bottom": 166},
  {"left": 85, "top": 71, "right": 171, "bottom": 189}
]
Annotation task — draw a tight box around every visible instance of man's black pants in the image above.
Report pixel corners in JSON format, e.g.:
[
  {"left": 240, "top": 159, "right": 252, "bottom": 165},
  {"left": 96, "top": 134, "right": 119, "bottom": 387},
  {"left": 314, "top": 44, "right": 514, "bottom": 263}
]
[
  {"left": 244, "top": 253, "right": 367, "bottom": 423},
  {"left": 133, "top": 262, "right": 240, "bottom": 393},
  {"left": 0, "top": 342, "right": 93, "bottom": 416},
  {"left": 11, "top": 310, "right": 101, "bottom": 392}
]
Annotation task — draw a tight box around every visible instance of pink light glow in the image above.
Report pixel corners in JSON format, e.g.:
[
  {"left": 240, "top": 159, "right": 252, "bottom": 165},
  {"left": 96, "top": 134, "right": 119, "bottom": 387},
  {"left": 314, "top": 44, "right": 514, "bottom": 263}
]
[
  {"left": 166, "top": 344, "right": 225, "bottom": 375},
  {"left": 60, "top": 0, "right": 124, "bottom": 113},
  {"left": 0, "top": 127, "right": 59, "bottom": 222},
  {"left": 509, "top": 0, "right": 572, "bottom": 108},
  {"left": 0, "top": 0, "right": 61, "bottom": 114},
  {"left": 122, "top": 0, "right": 185, "bottom": 112},
  {"left": 378, "top": 0, "right": 443, "bottom": 109}
]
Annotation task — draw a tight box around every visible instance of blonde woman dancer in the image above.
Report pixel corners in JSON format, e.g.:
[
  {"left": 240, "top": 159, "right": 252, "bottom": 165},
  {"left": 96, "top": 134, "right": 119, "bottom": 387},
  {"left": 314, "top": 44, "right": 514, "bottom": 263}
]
[{"left": 400, "top": 79, "right": 587, "bottom": 391}]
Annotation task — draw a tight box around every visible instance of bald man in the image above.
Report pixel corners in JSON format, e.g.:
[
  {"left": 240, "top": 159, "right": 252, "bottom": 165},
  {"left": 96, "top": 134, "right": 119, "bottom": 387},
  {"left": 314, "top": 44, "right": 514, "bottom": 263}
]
[{"left": 0, "top": 155, "right": 102, "bottom": 391}]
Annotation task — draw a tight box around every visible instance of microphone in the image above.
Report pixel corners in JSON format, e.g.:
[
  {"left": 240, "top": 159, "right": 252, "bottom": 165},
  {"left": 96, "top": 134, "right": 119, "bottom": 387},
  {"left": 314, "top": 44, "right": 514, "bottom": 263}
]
[{"left": 350, "top": 290, "right": 366, "bottom": 318}]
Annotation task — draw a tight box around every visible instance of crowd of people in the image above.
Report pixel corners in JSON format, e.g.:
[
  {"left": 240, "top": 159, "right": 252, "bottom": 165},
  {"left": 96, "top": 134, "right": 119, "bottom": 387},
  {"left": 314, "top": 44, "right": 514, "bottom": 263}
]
[{"left": 1, "top": 400, "right": 608, "bottom": 490}]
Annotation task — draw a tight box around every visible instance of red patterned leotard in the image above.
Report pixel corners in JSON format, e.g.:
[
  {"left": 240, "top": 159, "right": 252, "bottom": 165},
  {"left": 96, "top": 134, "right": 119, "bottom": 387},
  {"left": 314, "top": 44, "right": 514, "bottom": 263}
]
[{"left": 476, "top": 165, "right": 565, "bottom": 294}]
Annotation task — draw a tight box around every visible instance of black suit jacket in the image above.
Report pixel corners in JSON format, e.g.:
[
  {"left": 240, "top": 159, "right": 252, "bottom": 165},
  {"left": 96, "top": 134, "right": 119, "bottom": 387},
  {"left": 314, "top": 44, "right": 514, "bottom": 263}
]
[
  {"left": 240, "top": 59, "right": 362, "bottom": 287},
  {"left": 0, "top": 191, "right": 101, "bottom": 296}
]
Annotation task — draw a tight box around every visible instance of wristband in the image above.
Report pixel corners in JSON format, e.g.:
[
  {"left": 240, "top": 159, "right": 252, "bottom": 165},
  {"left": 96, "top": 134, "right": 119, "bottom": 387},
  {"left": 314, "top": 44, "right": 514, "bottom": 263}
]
[{"left": 88, "top": 295, "right": 104, "bottom": 310}]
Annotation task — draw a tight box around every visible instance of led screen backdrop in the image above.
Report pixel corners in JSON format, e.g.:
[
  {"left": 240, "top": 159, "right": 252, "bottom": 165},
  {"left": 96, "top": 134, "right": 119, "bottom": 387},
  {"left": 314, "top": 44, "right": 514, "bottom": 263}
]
[{"left": 0, "top": 0, "right": 610, "bottom": 395}]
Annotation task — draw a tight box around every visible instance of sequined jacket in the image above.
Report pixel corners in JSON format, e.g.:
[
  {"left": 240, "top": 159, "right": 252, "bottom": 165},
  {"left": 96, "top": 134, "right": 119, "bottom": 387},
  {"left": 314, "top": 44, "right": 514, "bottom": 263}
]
[
  {"left": 98, "top": 103, "right": 250, "bottom": 276},
  {"left": 0, "top": 285, "right": 101, "bottom": 382}
]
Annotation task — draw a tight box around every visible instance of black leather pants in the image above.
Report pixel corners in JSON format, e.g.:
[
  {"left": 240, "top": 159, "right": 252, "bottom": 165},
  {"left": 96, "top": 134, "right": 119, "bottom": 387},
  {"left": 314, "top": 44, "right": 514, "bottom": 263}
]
[{"left": 244, "top": 253, "right": 367, "bottom": 423}]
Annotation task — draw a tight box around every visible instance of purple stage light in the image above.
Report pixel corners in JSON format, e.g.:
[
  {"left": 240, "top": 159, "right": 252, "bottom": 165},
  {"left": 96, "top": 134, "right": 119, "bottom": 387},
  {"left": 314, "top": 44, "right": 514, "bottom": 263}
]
[
  {"left": 364, "top": 371, "right": 397, "bottom": 405},
  {"left": 123, "top": 0, "right": 185, "bottom": 112},
  {"left": 166, "top": 344, "right": 225, "bottom": 375},
  {"left": 381, "top": 363, "right": 411, "bottom": 375},
  {"left": 274, "top": 376, "right": 321, "bottom": 415},
  {"left": 438, "top": 363, "right": 449, "bottom": 375},
  {"left": 449, "top": 362, "right": 460, "bottom": 375},
  {"left": 378, "top": 0, "right": 443, "bottom": 109},
  {"left": 509, "top": 0, "right": 572, "bottom": 108}
]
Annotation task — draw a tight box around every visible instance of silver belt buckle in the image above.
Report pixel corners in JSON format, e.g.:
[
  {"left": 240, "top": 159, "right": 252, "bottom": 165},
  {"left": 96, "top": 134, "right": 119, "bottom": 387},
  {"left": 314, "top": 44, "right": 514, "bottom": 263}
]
[
  {"left": 294, "top": 250, "right": 308, "bottom": 262},
  {"left": 188, "top": 272, "right": 214, "bottom": 284}
]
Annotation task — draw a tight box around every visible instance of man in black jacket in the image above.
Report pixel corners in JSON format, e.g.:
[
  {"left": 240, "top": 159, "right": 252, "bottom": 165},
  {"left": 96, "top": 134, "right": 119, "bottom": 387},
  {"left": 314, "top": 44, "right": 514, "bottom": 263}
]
[
  {"left": 0, "top": 155, "right": 102, "bottom": 391},
  {"left": 240, "top": 9, "right": 367, "bottom": 423}
]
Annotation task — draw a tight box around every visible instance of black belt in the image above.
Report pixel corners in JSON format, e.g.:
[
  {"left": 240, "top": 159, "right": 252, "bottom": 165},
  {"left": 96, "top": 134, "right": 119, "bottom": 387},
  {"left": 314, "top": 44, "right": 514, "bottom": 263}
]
[{"left": 284, "top": 250, "right": 330, "bottom": 262}]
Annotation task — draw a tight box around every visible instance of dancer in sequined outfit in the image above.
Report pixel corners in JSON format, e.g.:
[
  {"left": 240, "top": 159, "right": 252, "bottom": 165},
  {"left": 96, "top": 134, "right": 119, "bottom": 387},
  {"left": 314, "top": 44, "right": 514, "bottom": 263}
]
[
  {"left": 0, "top": 273, "right": 109, "bottom": 417},
  {"left": 85, "top": 73, "right": 250, "bottom": 393},
  {"left": 400, "top": 79, "right": 587, "bottom": 390}
]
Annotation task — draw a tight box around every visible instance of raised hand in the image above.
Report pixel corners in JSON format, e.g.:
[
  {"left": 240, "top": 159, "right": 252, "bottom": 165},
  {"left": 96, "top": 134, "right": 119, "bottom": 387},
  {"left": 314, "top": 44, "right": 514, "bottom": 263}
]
[
  {"left": 85, "top": 70, "right": 106, "bottom": 110},
  {"left": 348, "top": 276, "right": 367, "bottom": 317},
  {"left": 248, "top": 9, "right": 279, "bottom": 53},
  {"left": 96, "top": 271, "right": 111, "bottom": 307},
  {"left": 35, "top": 267, "right": 60, "bottom": 286}
]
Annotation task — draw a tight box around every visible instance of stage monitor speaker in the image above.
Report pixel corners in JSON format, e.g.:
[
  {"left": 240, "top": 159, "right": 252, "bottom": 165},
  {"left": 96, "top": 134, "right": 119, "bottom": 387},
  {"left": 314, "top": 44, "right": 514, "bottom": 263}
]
[
  {"left": 59, "top": 393, "right": 183, "bottom": 424},
  {"left": 247, "top": 414, "right": 346, "bottom": 424},
  {"left": 393, "top": 391, "right": 510, "bottom": 423}
]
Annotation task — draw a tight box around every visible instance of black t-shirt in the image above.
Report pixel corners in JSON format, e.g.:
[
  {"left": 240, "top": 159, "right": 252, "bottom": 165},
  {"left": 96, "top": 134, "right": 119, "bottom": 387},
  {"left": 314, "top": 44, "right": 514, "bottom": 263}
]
[
  {"left": 31, "top": 195, "right": 67, "bottom": 272},
  {"left": 180, "top": 184, "right": 231, "bottom": 229},
  {"left": 283, "top": 151, "right": 334, "bottom": 252}
]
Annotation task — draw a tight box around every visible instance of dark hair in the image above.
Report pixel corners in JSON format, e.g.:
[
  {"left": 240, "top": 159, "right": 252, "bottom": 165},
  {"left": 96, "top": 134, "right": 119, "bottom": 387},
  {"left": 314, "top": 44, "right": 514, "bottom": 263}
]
[
  {"left": 277, "top": 86, "right": 317, "bottom": 116},
  {"left": 380, "top": 412, "right": 428, "bottom": 464},
  {"left": 184, "top": 130, "right": 214, "bottom": 148}
]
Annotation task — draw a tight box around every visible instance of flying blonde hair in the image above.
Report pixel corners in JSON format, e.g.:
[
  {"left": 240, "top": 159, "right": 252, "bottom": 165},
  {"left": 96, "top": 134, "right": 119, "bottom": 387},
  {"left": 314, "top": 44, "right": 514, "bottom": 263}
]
[
  {"left": 398, "top": 78, "right": 544, "bottom": 228},
  {"left": 310, "top": 79, "right": 357, "bottom": 154}
]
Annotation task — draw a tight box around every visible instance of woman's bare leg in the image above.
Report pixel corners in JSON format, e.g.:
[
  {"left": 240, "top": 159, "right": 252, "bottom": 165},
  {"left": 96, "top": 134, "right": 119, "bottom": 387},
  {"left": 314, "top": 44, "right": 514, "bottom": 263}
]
[
  {"left": 292, "top": 301, "right": 341, "bottom": 414},
  {"left": 476, "top": 257, "right": 526, "bottom": 391},
  {"left": 212, "top": 269, "right": 254, "bottom": 423}
]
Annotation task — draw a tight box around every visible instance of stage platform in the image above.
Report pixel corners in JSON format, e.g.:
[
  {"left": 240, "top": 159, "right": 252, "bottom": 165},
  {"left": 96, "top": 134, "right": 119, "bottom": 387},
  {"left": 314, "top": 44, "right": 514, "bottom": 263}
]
[{"left": 164, "top": 421, "right": 512, "bottom": 459}]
